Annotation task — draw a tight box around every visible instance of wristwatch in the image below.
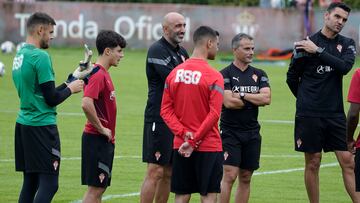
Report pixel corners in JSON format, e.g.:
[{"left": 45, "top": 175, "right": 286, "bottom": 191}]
[
  {"left": 316, "top": 47, "right": 324, "bottom": 55},
  {"left": 240, "top": 92, "right": 245, "bottom": 100}
]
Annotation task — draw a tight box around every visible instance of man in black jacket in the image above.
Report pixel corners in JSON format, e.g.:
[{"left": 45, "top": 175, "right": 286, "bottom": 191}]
[
  {"left": 287, "top": 2, "right": 359, "bottom": 202},
  {"left": 140, "top": 12, "right": 189, "bottom": 203}
]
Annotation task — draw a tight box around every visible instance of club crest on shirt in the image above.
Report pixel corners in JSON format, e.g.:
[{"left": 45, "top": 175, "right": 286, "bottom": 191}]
[
  {"left": 252, "top": 74, "right": 258, "bottom": 82},
  {"left": 336, "top": 44, "right": 342, "bottom": 53},
  {"left": 53, "top": 160, "right": 59, "bottom": 171},
  {"left": 99, "top": 173, "right": 105, "bottom": 183}
]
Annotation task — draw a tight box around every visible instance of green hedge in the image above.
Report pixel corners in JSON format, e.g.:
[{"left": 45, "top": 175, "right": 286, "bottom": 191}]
[{"left": 339, "top": 0, "right": 360, "bottom": 10}]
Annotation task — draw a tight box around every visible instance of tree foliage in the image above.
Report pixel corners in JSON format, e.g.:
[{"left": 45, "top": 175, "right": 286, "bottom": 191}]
[{"left": 339, "top": 0, "right": 360, "bottom": 10}]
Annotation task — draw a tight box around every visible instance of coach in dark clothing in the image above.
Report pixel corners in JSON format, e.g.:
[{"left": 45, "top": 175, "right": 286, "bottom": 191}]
[
  {"left": 219, "top": 33, "right": 271, "bottom": 203},
  {"left": 286, "top": 2, "right": 359, "bottom": 203},
  {"left": 140, "top": 12, "right": 189, "bottom": 203}
]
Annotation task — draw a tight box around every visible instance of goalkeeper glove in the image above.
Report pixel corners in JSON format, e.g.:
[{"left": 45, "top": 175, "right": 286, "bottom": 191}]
[{"left": 67, "top": 44, "right": 97, "bottom": 84}]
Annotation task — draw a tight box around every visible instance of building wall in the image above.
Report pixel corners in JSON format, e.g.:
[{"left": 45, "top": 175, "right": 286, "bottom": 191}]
[{"left": 0, "top": 2, "right": 359, "bottom": 52}]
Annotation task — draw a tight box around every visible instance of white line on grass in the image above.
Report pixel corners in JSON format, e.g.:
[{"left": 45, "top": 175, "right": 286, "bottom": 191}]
[
  {"left": 0, "top": 155, "right": 142, "bottom": 162},
  {"left": 1, "top": 110, "right": 296, "bottom": 124},
  {"left": 261, "top": 154, "right": 303, "bottom": 158},
  {"left": 4, "top": 109, "right": 360, "bottom": 127},
  {"left": 254, "top": 162, "right": 338, "bottom": 175},
  {"left": 69, "top": 192, "right": 140, "bottom": 203},
  {"left": 69, "top": 162, "right": 339, "bottom": 202},
  {"left": 260, "top": 119, "right": 294, "bottom": 124}
]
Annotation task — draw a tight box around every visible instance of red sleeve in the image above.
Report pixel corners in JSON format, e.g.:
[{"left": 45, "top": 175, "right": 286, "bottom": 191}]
[
  {"left": 83, "top": 72, "right": 104, "bottom": 99},
  {"left": 190, "top": 72, "right": 224, "bottom": 147},
  {"left": 348, "top": 69, "right": 360, "bottom": 104},
  {"left": 160, "top": 74, "right": 186, "bottom": 139}
]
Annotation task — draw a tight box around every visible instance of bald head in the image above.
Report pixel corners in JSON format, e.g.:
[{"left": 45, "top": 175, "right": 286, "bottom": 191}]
[
  {"left": 163, "top": 12, "right": 185, "bottom": 27},
  {"left": 162, "top": 12, "right": 186, "bottom": 47}
]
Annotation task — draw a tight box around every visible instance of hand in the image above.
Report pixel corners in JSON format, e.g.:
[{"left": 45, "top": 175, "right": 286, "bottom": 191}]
[
  {"left": 99, "top": 127, "right": 112, "bottom": 142},
  {"left": 67, "top": 79, "right": 84, "bottom": 94},
  {"left": 72, "top": 44, "right": 94, "bottom": 79},
  {"left": 178, "top": 142, "right": 194, "bottom": 158},
  {"left": 184, "top": 131, "right": 193, "bottom": 142},
  {"left": 347, "top": 139, "right": 356, "bottom": 154},
  {"left": 294, "top": 36, "right": 318, "bottom": 54}
]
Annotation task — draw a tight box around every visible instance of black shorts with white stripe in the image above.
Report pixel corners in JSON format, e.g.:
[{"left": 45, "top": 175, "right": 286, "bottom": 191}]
[{"left": 81, "top": 132, "right": 114, "bottom": 188}]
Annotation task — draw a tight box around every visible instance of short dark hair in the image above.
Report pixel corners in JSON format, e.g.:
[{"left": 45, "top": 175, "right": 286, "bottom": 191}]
[
  {"left": 26, "top": 12, "right": 56, "bottom": 34},
  {"left": 96, "top": 30, "right": 127, "bottom": 55},
  {"left": 231, "top": 33, "right": 253, "bottom": 49},
  {"left": 193, "top": 26, "right": 218, "bottom": 45},
  {"left": 327, "top": 2, "right": 351, "bottom": 13}
]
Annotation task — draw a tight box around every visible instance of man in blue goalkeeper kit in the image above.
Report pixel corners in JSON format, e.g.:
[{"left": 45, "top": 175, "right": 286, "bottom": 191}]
[
  {"left": 12, "top": 12, "right": 93, "bottom": 203},
  {"left": 286, "top": 2, "right": 360, "bottom": 203}
]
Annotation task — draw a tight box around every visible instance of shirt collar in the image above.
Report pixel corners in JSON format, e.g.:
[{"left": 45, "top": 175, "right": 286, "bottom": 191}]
[
  {"left": 318, "top": 30, "right": 339, "bottom": 41},
  {"left": 160, "top": 37, "right": 180, "bottom": 52}
]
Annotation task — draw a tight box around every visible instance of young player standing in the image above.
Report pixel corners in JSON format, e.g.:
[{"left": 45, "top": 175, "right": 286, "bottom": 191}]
[
  {"left": 80, "top": 30, "right": 126, "bottom": 202},
  {"left": 161, "top": 26, "right": 223, "bottom": 203}
]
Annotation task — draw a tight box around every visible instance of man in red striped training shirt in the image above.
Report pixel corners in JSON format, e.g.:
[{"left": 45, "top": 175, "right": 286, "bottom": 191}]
[{"left": 161, "top": 25, "right": 224, "bottom": 203}]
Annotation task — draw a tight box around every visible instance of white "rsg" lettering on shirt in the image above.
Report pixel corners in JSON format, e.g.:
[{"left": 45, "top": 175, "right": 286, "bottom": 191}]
[{"left": 174, "top": 69, "right": 202, "bottom": 84}]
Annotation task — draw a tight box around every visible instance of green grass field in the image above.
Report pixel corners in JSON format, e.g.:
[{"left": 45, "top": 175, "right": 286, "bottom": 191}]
[{"left": 0, "top": 47, "right": 359, "bottom": 203}]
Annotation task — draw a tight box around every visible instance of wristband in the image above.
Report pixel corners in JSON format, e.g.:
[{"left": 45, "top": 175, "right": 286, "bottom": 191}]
[
  {"left": 66, "top": 73, "right": 76, "bottom": 84},
  {"left": 240, "top": 92, "right": 245, "bottom": 100}
]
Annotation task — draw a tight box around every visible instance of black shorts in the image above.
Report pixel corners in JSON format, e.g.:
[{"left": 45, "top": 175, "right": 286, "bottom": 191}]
[
  {"left": 82, "top": 132, "right": 115, "bottom": 188},
  {"left": 15, "top": 123, "right": 61, "bottom": 174},
  {"left": 171, "top": 150, "right": 223, "bottom": 196},
  {"left": 294, "top": 116, "right": 347, "bottom": 153},
  {"left": 221, "top": 127, "right": 261, "bottom": 170},
  {"left": 142, "top": 122, "right": 173, "bottom": 165},
  {"left": 355, "top": 149, "right": 360, "bottom": 192}
]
